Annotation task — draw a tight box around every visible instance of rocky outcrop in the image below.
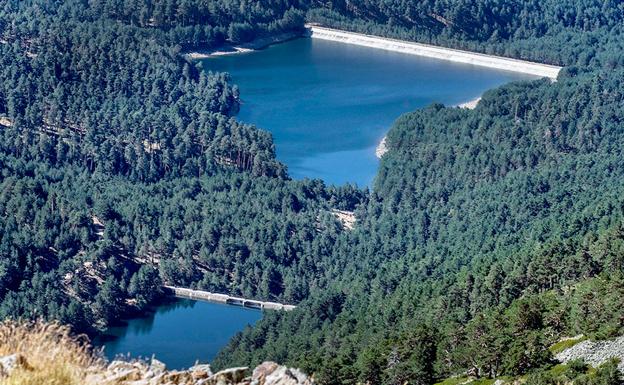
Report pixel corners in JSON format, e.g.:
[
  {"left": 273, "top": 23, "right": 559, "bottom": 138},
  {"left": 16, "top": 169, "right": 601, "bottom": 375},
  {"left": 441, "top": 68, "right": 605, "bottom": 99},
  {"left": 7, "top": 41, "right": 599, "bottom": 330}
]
[
  {"left": 0, "top": 353, "right": 31, "bottom": 377},
  {"left": 252, "top": 362, "right": 313, "bottom": 385},
  {"left": 83, "top": 359, "right": 312, "bottom": 385},
  {"left": 330, "top": 209, "right": 356, "bottom": 230},
  {"left": 0, "top": 352, "right": 313, "bottom": 385},
  {"left": 0, "top": 320, "right": 313, "bottom": 385},
  {"left": 555, "top": 335, "right": 624, "bottom": 372}
]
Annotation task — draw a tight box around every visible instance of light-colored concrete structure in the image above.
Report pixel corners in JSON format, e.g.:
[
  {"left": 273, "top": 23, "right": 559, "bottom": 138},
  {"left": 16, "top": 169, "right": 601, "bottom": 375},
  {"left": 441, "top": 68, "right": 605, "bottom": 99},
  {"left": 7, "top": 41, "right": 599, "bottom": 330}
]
[
  {"left": 163, "top": 286, "right": 296, "bottom": 311},
  {"left": 306, "top": 25, "right": 561, "bottom": 79}
]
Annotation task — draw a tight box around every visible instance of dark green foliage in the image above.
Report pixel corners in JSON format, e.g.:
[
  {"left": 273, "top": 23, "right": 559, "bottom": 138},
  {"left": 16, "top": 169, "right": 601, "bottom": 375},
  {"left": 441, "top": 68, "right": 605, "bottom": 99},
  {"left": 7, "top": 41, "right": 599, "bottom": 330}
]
[
  {"left": 93, "top": 277, "right": 125, "bottom": 326},
  {"left": 0, "top": 4, "right": 285, "bottom": 181},
  {"left": 128, "top": 266, "right": 163, "bottom": 307},
  {"left": 526, "top": 359, "right": 622, "bottom": 385},
  {"left": 576, "top": 360, "right": 623, "bottom": 385},
  {"left": 214, "top": 6, "right": 624, "bottom": 380},
  {"left": 384, "top": 326, "right": 437, "bottom": 385},
  {"left": 0, "top": 1, "right": 358, "bottom": 331},
  {"left": 0, "top": 157, "right": 359, "bottom": 330},
  {"left": 1, "top": 1, "right": 624, "bottom": 384}
]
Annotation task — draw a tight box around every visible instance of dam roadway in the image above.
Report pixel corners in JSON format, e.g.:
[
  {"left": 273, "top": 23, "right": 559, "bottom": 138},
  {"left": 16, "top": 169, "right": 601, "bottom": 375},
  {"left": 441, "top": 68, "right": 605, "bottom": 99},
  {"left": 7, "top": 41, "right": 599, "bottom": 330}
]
[{"left": 163, "top": 286, "right": 297, "bottom": 311}]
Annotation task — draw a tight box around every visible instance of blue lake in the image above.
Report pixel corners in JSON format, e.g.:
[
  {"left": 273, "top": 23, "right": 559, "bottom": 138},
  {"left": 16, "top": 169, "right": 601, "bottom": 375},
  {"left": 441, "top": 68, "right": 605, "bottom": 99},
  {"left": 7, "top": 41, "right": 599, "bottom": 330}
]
[
  {"left": 98, "top": 299, "right": 261, "bottom": 369},
  {"left": 98, "top": 37, "right": 537, "bottom": 369},
  {"left": 203, "top": 37, "right": 536, "bottom": 186}
]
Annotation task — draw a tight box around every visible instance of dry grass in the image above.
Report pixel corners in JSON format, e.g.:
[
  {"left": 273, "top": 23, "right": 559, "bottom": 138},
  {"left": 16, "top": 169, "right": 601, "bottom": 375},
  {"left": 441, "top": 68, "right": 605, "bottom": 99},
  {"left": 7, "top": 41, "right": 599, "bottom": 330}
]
[{"left": 0, "top": 320, "right": 104, "bottom": 385}]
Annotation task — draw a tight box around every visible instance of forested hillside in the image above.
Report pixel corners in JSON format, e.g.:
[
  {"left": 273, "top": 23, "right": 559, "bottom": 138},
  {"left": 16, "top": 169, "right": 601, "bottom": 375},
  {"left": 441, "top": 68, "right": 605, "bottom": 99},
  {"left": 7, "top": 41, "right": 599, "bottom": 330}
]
[
  {"left": 216, "top": 68, "right": 624, "bottom": 383},
  {"left": 1, "top": 1, "right": 623, "bottom": 385},
  {"left": 215, "top": 1, "right": 624, "bottom": 384},
  {"left": 0, "top": 2, "right": 284, "bottom": 179},
  {"left": 0, "top": 0, "right": 362, "bottom": 332}
]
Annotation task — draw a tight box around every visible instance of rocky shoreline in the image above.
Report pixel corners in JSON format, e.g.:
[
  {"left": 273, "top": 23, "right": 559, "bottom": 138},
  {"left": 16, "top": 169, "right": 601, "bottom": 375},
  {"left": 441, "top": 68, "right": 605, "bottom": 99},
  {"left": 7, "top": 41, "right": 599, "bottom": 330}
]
[{"left": 0, "top": 353, "right": 314, "bottom": 385}]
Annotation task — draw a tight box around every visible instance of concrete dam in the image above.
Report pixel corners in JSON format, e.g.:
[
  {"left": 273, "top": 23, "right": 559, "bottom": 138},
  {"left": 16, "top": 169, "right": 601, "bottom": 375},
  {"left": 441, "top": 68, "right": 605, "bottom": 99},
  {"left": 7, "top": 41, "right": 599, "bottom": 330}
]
[
  {"left": 306, "top": 25, "right": 562, "bottom": 79},
  {"left": 163, "top": 286, "right": 297, "bottom": 311}
]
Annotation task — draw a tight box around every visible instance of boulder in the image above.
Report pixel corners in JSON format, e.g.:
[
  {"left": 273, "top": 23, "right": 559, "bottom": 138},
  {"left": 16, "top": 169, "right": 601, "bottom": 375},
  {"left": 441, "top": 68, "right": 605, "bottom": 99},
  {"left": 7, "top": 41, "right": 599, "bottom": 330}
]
[
  {"left": 252, "top": 362, "right": 279, "bottom": 382},
  {"left": 213, "top": 367, "right": 249, "bottom": 385},
  {"left": 105, "top": 367, "right": 143, "bottom": 383},
  {"left": 190, "top": 363, "right": 213, "bottom": 379},
  {"left": 161, "top": 369, "right": 195, "bottom": 384},
  {"left": 251, "top": 362, "right": 313, "bottom": 385},
  {"left": 101, "top": 360, "right": 150, "bottom": 383},
  {"left": 149, "top": 358, "right": 167, "bottom": 376},
  {"left": 0, "top": 354, "right": 30, "bottom": 378}
]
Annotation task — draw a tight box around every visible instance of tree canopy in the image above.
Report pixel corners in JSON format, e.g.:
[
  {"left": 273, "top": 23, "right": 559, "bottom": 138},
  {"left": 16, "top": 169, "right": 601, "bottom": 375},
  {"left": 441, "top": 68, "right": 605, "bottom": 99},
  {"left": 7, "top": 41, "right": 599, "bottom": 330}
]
[{"left": 1, "top": 1, "right": 623, "bottom": 384}]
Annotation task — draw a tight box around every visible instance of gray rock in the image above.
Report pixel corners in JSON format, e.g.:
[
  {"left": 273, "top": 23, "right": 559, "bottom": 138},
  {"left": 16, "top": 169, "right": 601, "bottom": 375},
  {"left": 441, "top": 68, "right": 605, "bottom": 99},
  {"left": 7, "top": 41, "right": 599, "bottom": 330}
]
[
  {"left": 87, "top": 357, "right": 311, "bottom": 385},
  {"left": 190, "top": 363, "right": 213, "bottom": 379},
  {"left": 149, "top": 358, "right": 167, "bottom": 375},
  {"left": 213, "top": 366, "right": 249, "bottom": 384},
  {"left": 252, "top": 362, "right": 313, "bottom": 385},
  {"left": 555, "top": 335, "right": 624, "bottom": 372},
  {"left": 0, "top": 354, "right": 30, "bottom": 378},
  {"left": 106, "top": 367, "right": 143, "bottom": 382}
]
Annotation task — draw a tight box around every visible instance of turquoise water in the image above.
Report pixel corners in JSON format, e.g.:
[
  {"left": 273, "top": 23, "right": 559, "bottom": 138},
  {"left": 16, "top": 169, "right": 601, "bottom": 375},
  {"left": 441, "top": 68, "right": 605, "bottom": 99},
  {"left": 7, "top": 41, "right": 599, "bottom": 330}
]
[
  {"left": 97, "top": 299, "right": 261, "bottom": 369},
  {"left": 203, "top": 38, "right": 536, "bottom": 186}
]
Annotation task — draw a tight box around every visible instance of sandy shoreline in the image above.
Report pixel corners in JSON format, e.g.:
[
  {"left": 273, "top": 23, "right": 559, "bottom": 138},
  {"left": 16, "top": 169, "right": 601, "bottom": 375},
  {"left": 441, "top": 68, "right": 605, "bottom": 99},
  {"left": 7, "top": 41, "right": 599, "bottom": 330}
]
[
  {"left": 185, "top": 31, "right": 303, "bottom": 59},
  {"left": 186, "top": 47, "right": 254, "bottom": 59},
  {"left": 457, "top": 97, "right": 482, "bottom": 109},
  {"left": 375, "top": 96, "right": 481, "bottom": 159},
  {"left": 375, "top": 137, "right": 388, "bottom": 158}
]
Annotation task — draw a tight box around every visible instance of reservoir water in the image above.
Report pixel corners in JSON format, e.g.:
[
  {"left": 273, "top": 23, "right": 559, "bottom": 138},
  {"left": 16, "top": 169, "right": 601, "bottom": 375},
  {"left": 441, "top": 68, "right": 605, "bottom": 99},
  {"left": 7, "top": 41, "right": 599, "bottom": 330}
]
[
  {"left": 203, "top": 38, "right": 536, "bottom": 186},
  {"left": 98, "top": 37, "right": 537, "bottom": 368},
  {"left": 98, "top": 299, "right": 261, "bottom": 369}
]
